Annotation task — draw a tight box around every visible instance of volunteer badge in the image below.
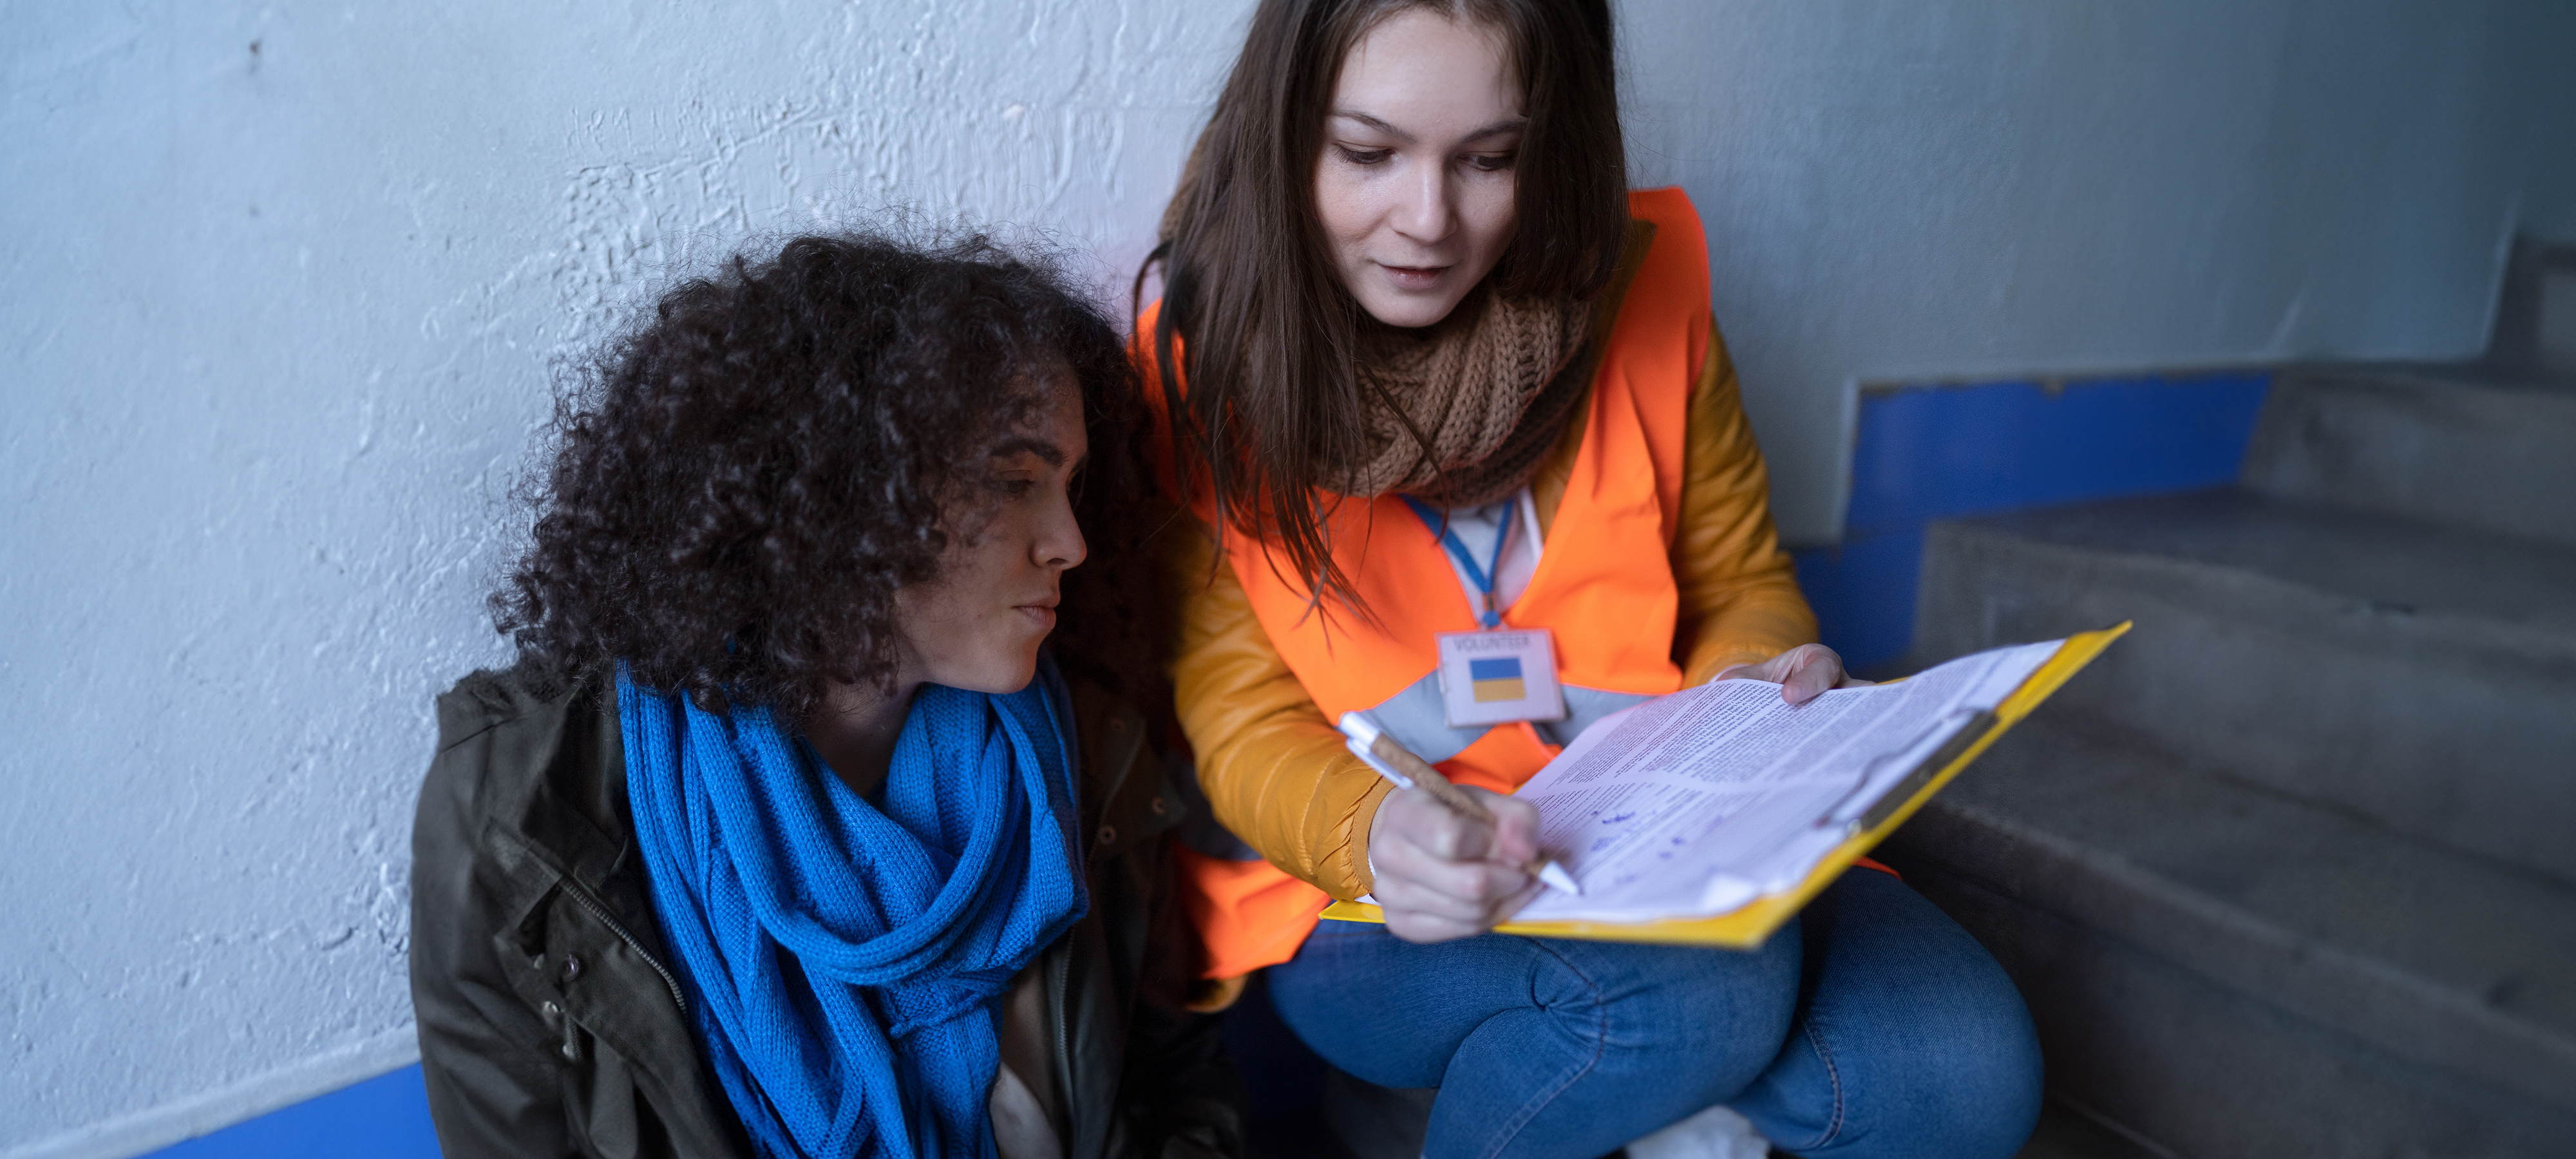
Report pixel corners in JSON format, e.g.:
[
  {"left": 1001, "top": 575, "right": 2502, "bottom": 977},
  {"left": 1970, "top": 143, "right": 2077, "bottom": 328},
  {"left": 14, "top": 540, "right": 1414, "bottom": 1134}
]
[{"left": 1435, "top": 628, "right": 1567, "bottom": 729}]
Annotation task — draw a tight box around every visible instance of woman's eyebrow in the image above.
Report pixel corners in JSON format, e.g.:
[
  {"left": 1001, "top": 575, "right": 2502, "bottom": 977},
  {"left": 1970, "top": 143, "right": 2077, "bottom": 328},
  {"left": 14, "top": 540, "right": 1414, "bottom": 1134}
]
[
  {"left": 989, "top": 436, "right": 1068, "bottom": 467},
  {"left": 1329, "top": 109, "right": 1411, "bottom": 142},
  {"left": 1327, "top": 109, "right": 1526, "bottom": 144}
]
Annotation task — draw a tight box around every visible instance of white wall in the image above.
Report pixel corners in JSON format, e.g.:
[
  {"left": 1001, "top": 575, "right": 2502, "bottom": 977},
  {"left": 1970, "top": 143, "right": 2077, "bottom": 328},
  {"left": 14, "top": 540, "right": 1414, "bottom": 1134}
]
[
  {"left": 1624, "top": 0, "right": 2576, "bottom": 538},
  {"left": 3, "top": 1, "right": 2568, "bottom": 1154},
  {"left": 0, "top": 4, "right": 1232, "bottom": 1154}
]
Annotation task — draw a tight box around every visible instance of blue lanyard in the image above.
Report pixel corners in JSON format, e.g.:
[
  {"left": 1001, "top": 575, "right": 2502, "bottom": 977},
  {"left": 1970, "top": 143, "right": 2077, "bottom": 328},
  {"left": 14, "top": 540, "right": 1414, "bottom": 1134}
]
[{"left": 1400, "top": 494, "right": 1513, "bottom": 629}]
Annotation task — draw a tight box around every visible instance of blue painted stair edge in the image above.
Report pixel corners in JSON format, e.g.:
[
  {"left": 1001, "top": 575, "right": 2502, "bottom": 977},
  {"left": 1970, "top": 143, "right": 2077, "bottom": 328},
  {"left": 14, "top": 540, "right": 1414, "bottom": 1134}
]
[
  {"left": 1793, "top": 370, "right": 2270, "bottom": 671},
  {"left": 145, "top": 1064, "right": 440, "bottom": 1159}
]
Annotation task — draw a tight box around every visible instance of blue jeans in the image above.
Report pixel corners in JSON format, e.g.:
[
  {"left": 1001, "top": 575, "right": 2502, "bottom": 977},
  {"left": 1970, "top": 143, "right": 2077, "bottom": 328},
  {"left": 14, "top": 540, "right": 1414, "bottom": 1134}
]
[{"left": 1267, "top": 869, "right": 2042, "bottom": 1159}]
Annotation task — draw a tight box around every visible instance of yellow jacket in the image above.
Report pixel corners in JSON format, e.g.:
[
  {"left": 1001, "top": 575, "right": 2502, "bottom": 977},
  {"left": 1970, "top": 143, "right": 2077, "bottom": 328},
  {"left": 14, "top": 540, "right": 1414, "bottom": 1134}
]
[{"left": 1161, "top": 291, "right": 1816, "bottom": 908}]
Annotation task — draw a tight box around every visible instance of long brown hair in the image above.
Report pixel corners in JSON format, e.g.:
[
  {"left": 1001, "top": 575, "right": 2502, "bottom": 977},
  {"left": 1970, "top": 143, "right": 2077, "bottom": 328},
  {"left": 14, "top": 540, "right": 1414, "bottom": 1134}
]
[{"left": 1142, "top": 0, "right": 1627, "bottom": 610}]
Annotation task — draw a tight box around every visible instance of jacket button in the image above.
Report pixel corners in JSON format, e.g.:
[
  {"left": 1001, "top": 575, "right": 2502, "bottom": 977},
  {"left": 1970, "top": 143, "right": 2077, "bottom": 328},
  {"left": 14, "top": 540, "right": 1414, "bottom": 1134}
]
[
  {"left": 1150, "top": 796, "right": 1168, "bottom": 816},
  {"left": 1096, "top": 825, "right": 1117, "bottom": 847},
  {"left": 540, "top": 1000, "right": 562, "bottom": 1026},
  {"left": 1107, "top": 717, "right": 1124, "bottom": 733},
  {"left": 559, "top": 954, "right": 584, "bottom": 983}
]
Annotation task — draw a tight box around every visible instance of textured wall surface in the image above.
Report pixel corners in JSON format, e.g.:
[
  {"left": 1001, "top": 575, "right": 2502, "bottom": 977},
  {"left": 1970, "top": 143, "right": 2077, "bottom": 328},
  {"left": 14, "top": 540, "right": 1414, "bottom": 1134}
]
[
  {"left": 1624, "top": 0, "right": 2576, "bottom": 537},
  {"left": 3, "top": 1, "right": 2570, "bottom": 1156},
  {"left": 1, "top": 3, "right": 1235, "bottom": 1154}
]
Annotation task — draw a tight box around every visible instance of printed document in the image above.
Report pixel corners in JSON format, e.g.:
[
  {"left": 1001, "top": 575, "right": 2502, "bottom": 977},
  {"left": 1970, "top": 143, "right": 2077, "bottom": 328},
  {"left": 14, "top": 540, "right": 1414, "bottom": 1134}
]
[{"left": 1509, "top": 639, "right": 2063, "bottom": 924}]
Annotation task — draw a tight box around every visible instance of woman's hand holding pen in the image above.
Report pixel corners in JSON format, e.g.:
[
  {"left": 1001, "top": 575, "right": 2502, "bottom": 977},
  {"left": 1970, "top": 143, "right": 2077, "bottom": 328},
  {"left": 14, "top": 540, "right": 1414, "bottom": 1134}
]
[
  {"left": 1716, "top": 643, "right": 1873, "bottom": 705},
  {"left": 1365, "top": 786, "right": 1544, "bottom": 943}
]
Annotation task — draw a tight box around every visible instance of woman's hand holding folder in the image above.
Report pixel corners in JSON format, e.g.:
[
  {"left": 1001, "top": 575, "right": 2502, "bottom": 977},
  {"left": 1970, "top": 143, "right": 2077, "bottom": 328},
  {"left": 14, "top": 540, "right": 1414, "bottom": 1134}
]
[{"left": 1713, "top": 643, "right": 1873, "bottom": 703}]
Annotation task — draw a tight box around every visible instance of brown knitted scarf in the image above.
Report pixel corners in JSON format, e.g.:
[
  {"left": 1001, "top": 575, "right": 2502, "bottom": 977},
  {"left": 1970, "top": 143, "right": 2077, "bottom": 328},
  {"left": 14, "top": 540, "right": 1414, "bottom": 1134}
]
[{"left": 1340, "top": 290, "right": 1593, "bottom": 506}]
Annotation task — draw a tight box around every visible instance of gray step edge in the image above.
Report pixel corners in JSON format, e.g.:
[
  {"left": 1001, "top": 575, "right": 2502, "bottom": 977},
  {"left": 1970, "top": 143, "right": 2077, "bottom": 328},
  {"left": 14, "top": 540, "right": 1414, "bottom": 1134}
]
[
  {"left": 1897, "top": 787, "right": 2576, "bottom": 1115},
  {"left": 2012, "top": 1098, "right": 2176, "bottom": 1159},
  {"left": 2244, "top": 370, "right": 2576, "bottom": 546},
  {"left": 1921, "top": 504, "right": 2576, "bottom": 677},
  {"left": 1915, "top": 508, "right": 2576, "bottom": 883}
]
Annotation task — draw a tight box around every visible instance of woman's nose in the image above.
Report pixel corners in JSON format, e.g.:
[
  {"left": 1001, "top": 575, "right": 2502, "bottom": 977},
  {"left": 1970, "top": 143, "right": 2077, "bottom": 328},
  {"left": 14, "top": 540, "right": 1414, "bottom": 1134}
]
[
  {"left": 1038, "top": 500, "right": 1087, "bottom": 570},
  {"left": 1391, "top": 158, "right": 1455, "bottom": 244}
]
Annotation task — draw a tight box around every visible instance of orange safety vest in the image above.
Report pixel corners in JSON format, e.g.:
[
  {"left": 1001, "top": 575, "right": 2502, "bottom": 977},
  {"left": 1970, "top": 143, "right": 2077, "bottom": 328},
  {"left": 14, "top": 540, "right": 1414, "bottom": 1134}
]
[{"left": 1162, "top": 188, "right": 1714, "bottom": 978}]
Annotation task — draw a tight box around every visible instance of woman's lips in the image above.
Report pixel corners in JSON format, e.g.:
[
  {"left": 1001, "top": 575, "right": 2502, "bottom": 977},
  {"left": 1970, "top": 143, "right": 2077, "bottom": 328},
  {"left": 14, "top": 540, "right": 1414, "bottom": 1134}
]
[
  {"left": 1016, "top": 604, "right": 1057, "bottom": 630},
  {"left": 1379, "top": 262, "right": 1450, "bottom": 290}
]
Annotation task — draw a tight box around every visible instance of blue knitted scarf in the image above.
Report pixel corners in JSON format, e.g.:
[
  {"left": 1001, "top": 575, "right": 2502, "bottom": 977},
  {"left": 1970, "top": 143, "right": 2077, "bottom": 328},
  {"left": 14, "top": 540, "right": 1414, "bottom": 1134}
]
[{"left": 618, "top": 663, "right": 1089, "bottom": 1159}]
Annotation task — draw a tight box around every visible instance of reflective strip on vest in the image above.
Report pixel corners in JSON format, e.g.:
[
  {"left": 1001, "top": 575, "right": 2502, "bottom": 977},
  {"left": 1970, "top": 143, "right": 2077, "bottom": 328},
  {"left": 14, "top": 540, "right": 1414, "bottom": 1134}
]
[{"left": 1361, "top": 670, "right": 1651, "bottom": 765}]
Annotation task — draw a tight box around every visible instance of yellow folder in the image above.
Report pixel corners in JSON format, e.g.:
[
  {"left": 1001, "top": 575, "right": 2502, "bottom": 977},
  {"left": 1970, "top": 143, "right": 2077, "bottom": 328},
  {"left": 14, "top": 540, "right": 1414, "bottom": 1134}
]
[{"left": 1318, "top": 623, "right": 2131, "bottom": 948}]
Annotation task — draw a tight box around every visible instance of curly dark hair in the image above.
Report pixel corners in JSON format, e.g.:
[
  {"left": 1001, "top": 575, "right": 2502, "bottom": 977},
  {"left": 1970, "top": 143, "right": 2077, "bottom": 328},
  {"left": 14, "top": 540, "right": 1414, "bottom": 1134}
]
[{"left": 493, "top": 229, "right": 1165, "bottom": 720}]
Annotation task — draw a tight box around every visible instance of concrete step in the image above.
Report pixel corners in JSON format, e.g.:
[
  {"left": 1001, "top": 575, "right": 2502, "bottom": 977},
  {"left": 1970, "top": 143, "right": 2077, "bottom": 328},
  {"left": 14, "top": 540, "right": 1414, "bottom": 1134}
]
[
  {"left": 2011, "top": 1100, "right": 2168, "bottom": 1159},
  {"left": 2243, "top": 367, "right": 2576, "bottom": 546},
  {"left": 1913, "top": 490, "right": 2576, "bottom": 884},
  {"left": 1881, "top": 712, "right": 2576, "bottom": 1158}
]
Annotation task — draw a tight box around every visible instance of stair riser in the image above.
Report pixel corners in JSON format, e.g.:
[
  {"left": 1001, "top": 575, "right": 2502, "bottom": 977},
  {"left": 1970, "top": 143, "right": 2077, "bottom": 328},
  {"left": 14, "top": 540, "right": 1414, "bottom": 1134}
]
[
  {"left": 1892, "top": 795, "right": 2576, "bottom": 1110},
  {"left": 1886, "top": 851, "right": 2576, "bottom": 1159},
  {"left": 1917, "top": 525, "right": 2576, "bottom": 883},
  {"left": 2243, "top": 374, "right": 2576, "bottom": 546}
]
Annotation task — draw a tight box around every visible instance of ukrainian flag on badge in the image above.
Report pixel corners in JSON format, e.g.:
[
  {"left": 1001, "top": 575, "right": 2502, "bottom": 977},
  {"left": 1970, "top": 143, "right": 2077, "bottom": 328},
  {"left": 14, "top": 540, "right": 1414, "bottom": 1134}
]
[
  {"left": 1434, "top": 628, "right": 1566, "bottom": 728},
  {"left": 1469, "top": 656, "right": 1528, "bottom": 703}
]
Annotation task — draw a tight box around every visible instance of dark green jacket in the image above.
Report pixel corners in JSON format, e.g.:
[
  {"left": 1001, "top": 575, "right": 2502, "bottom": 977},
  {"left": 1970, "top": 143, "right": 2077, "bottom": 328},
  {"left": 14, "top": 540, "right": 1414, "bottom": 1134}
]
[{"left": 408, "top": 661, "right": 1242, "bottom": 1158}]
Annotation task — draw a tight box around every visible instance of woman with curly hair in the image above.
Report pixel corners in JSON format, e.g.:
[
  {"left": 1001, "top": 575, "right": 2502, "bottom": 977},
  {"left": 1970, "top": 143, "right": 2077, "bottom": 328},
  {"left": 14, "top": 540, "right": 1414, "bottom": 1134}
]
[{"left": 409, "top": 231, "right": 1240, "bottom": 1159}]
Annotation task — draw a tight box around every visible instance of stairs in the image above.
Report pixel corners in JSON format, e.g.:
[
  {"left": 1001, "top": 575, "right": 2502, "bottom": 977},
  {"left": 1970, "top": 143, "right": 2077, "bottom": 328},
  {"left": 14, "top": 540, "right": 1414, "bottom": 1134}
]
[{"left": 1880, "top": 368, "right": 2576, "bottom": 1157}]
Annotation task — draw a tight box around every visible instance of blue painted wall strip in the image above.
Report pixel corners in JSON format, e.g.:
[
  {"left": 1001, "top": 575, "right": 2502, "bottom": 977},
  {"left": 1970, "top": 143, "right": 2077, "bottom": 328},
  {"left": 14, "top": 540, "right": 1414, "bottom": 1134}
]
[
  {"left": 156, "top": 963, "right": 1331, "bottom": 1157},
  {"left": 146, "top": 1065, "right": 440, "bottom": 1159},
  {"left": 1795, "top": 370, "right": 2271, "bottom": 670}
]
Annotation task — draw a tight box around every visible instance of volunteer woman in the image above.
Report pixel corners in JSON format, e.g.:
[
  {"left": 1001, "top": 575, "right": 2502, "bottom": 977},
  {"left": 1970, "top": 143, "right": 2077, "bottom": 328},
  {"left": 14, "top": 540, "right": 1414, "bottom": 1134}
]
[{"left": 1138, "top": 1, "right": 2041, "bottom": 1156}]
